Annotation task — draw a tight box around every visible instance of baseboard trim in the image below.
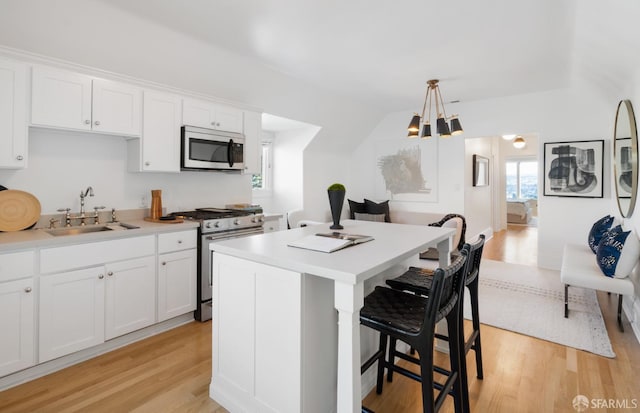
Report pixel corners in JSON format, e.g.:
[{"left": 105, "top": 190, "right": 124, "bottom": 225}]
[{"left": 0, "top": 313, "right": 195, "bottom": 392}]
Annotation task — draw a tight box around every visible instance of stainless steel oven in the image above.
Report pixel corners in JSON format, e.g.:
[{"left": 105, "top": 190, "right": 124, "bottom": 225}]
[{"left": 169, "top": 208, "right": 264, "bottom": 321}]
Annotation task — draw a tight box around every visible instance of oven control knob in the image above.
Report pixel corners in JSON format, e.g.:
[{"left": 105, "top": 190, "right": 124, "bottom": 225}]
[
  {"left": 214, "top": 222, "right": 220, "bottom": 228},
  {"left": 259, "top": 216, "right": 264, "bottom": 222},
  {"left": 251, "top": 217, "right": 257, "bottom": 223},
  {"left": 234, "top": 219, "right": 240, "bottom": 225},
  {"left": 206, "top": 222, "right": 212, "bottom": 229}
]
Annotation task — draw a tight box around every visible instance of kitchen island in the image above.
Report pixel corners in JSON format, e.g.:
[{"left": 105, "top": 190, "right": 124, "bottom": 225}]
[{"left": 209, "top": 219, "right": 454, "bottom": 413}]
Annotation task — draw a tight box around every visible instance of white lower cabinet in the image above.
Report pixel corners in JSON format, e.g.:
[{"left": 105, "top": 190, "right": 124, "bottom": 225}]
[
  {"left": 158, "top": 249, "right": 196, "bottom": 322},
  {"left": 0, "top": 278, "right": 35, "bottom": 376},
  {"left": 40, "top": 256, "right": 156, "bottom": 362},
  {"left": 4, "top": 229, "right": 197, "bottom": 376},
  {"left": 39, "top": 266, "right": 105, "bottom": 363},
  {"left": 105, "top": 256, "right": 156, "bottom": 340}
]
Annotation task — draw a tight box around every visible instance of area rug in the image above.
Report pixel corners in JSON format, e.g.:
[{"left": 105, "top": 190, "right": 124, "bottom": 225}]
[{"left": 465, "top": 259, "right": 615, "bottom": 358}]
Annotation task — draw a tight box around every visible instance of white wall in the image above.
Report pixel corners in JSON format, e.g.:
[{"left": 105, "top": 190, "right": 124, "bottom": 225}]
[
  {"left": 349, "top": 111, "right": 465, "bottom": 215},
  {"left": 464, "top": 137, "right": 495, "bottom": 240},
  {"left": 350, "top": 85, "right": 614, "bottom": 270},
  {"left": 0, "top": 129, "right": 253, "bottom": 213},
  {"left": 452, "top": 86, "right": 614, "bottom": 270},
  {"left": 0, "top": 0, "right": 382, "bottom": 217},
  {"left": 264, "top": 126, "right": 319, "bottom": 215}
]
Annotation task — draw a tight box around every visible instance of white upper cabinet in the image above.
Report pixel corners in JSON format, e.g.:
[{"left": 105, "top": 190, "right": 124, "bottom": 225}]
[
  {"left": 243, "top": 110, "right": 262, "bottom": 175},
  {"left": 0, "top": 57, "right": 28, "bottom": 169},
  {"left": 128, "top": 89, "right": 182, "bottom": 172},
  {"left": 92, "top": 78, "right": 142, "bottom": 136},
  {"left": 182, "top": 97, "right": 243, "bottom": 133},
  {"left": 31, "top": 65, "right": 142, "bottom": 136}
]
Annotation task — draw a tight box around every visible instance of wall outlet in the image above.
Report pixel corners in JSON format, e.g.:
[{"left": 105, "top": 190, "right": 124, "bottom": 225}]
[{"left": 140, "top": 195, "right": 148, "bottom": 208}]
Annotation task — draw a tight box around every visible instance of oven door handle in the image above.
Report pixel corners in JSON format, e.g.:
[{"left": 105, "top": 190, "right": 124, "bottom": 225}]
[{"left": 205, "top": 228, "right": 264, "bottom": 242}]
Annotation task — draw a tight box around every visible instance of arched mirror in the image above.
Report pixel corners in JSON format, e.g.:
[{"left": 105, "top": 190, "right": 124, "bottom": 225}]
[{"left": 613, "top": 99, "right": 638, "bottom": 218}]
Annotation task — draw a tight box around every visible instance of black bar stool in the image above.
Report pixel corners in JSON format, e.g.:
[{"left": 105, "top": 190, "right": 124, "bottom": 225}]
[
  {"left": 387, "top": 234, "right": 486, "bottom": 380},
  {"left": 360, "top": 245, "right": 470, "bottom": 413}
]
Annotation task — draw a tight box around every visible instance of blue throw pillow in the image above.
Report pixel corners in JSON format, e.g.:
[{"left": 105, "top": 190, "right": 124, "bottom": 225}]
[
  {"left": 596, "top": 227, "right": 640, "bottom": 278},
  {"left": 588, "top": 215, "right": 615, "bottom": 253}
]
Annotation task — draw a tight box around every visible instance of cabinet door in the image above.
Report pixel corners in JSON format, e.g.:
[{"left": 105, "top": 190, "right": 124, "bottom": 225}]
[
  {"left": 0, "top": 58, "right": 28, "bottom": 169},
  {"left": 182, "top": 97, "right": 216, "bottom": 129},
  {"left": 140, "top": 90, "right": 182, "bottom": 172},
  {"left": 0, "top": 278, "right": 34, "bottom": 376},
  {"left": 243, "top": 110, "right": 262, "bottom": 174},
  {"left": 158, "top": 249, "right": 196, "bottom": 322},
  {"left": 39, "top": 267, "right": 105, "bottom": 363},
  {"left": 215, "top": 104, "right": 243, "bottom": 133},
  {"left": 105, "top": 256, "right": 156, "bottom": 340},
  {"left": 31, "top": 66, "right": 92, "bottom": 131},
  {"left": 183, "top": 98, "right": 243, "bottom": 133},
  {"left": 92, "top": 78, "right": 142, "bottom": 136}
]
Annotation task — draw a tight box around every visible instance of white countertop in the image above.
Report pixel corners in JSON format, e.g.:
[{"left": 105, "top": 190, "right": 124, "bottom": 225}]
[
  {"left": 209, "top": 219, "right": 454, "bottom": 285},
  {"left": 0, "top": 219, "right": 200, "bottom": 251}
]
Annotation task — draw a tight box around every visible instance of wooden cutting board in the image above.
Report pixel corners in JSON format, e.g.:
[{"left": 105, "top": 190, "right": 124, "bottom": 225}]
[{"left": 0, "top": 189, "right": 41, "bottom": 231}]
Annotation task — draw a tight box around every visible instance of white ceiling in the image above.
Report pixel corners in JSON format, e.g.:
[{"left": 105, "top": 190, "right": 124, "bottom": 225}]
[{"left": 99, "top": 0, "right": 636, "bottom": 114}]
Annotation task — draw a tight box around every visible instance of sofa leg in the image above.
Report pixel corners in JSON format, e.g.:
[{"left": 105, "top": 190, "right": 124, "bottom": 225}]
[
  {"left": 618, "top": 294, "right": 625, "bottom": 333},
  {"left": 564, "top": 284, "right": 569, "bottom": 318}
]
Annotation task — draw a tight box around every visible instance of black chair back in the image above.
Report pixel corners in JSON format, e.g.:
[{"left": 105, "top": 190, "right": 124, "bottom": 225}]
[
  {"left": 465, "top": 234, "right": 486, "bottom": 285},
  {"left": 428, "top": 214, "right": 467, "bottom": 251},
  {"left": 420, "top": 244, "right": 471, "bottom": 337}
]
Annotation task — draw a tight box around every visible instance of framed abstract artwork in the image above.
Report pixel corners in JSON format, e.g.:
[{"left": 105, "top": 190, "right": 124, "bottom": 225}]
[{"left": 543, "top": 140, "right": 604, "bottom": 198}]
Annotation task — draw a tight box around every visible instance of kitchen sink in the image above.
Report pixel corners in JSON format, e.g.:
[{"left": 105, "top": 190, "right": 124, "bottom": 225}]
[
  {"left": 45, "top": 223, "right": 140, "bottom": 236},
  {"left": 46, "top": 226, "right": 114, "bottom": 236}
]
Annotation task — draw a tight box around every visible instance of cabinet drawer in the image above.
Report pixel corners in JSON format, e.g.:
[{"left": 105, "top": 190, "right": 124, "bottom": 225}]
[
  {"left": 40, "top": 235, "right": 155, "bottom": 274},
  {"left": 158, "top": 230, "right": 197, "bottom": 254},
  {"left": 0, "top": 250, "right": 35, "bottom": 282}
]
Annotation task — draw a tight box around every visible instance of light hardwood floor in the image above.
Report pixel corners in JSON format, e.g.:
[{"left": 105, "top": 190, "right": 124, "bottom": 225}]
[{"left": 1, "top": 226, "right": 638, "bottom": 412}]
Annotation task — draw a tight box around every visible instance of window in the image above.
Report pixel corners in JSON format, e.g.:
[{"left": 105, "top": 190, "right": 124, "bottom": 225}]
[
  {"left": 506, "top": 159, "right": 538, "bottom": 200},
  {"left": 252, "top": 140, "right": 273, "bottom": 193}
]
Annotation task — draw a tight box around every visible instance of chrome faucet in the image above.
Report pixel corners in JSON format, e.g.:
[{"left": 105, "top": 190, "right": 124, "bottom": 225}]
[{"left": 78, "top": 186, "right": 94, "bottom": 225}]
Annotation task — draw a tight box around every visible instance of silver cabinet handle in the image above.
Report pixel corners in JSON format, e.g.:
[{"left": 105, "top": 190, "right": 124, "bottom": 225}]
[
  {"left": 85, "top": 120, "right": 91, "bottom": 124},
  {"left": 211, "top": 121, "right": 216, "bottom": 126},
  {"left": 94, "top": 120, "right": 101, "bottom": 126},
  {"left": 16, "top": 155, "right": 23, "bottom": 161},
  {"left": 177, "top": 240, "right": 182, "bottom": 244},
  {"left": 145, "top": 161, "right": 150, "bottom": 166},
  {"left": 99, "top": 274, "right": 104, "bottom": 279},
  {"left": 24, "top": 287, "right": 32, "bottom": 293},
  {"left": 162, "top": 262, "right": 167, "bottom": 266},
  {"left": 216, "top": 122, "right": 221, "bottom": 127},
  {"left": 107, "top": 271, "right": 114, "bottom": 276}
]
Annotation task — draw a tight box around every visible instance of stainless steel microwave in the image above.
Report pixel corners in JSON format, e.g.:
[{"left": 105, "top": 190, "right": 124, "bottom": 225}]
[{"left": 181, "top": 125, "right": 245, "bottom": 171}]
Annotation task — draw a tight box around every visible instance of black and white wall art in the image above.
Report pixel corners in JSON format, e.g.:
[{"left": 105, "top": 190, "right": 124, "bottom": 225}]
[{"left": 543, "top": 140, "right": 604, "bottom": 198}]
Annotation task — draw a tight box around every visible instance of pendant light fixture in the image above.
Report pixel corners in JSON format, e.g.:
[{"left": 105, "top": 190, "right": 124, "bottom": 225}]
[{"left": 407, "top": 79, "right": 463, "bottom": 139}]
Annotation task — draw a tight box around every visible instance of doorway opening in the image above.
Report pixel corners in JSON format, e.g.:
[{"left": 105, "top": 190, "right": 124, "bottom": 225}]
[{"left": 505, "top": 157, "right": 538, "bottom": 227}]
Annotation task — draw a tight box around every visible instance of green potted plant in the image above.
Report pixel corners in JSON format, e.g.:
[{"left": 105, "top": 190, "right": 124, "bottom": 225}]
[{"left": 327, "top": 183, "right": 346, "bottom": 229}]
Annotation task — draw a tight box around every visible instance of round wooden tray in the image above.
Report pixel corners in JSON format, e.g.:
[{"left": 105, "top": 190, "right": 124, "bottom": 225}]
[{"left": 0, "top": 189, "right": 41, "bottom": 231}]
